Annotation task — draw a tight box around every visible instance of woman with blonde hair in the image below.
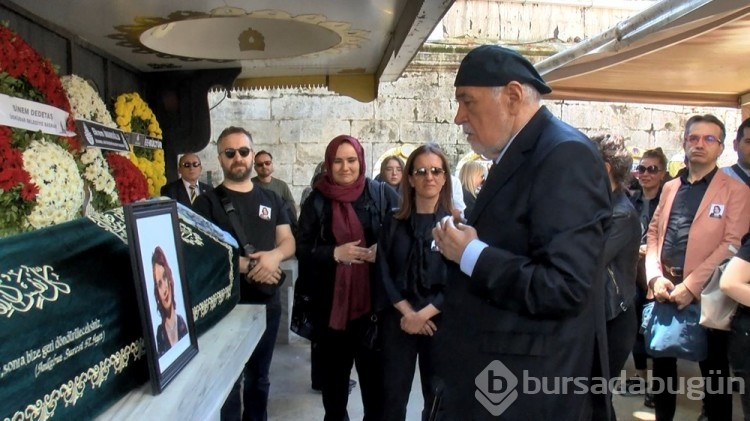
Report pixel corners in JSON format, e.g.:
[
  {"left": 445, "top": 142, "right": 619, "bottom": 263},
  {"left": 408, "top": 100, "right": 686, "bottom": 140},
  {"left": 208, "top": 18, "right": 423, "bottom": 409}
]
[{"left": 458, "top": 161, "right": 487, "bottom": 220}]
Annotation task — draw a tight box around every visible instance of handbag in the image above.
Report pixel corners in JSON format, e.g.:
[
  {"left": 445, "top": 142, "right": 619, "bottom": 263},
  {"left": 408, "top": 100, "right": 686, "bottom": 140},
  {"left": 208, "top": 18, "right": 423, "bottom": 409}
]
[
  {"left": 290, "top": 288, "right": 315, "bottom": 340},
  {"left": 700, "top": 258, "right": 738, "bottom": 331},
  {"left": 641, "top": 301, "right": 707, "bottom": 361}
]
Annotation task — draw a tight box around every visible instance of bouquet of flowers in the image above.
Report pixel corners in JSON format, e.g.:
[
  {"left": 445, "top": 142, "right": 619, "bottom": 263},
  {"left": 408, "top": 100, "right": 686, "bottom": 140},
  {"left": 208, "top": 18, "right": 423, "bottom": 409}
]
[
  {"left": 0, "top": 24, "right": 84, "bottom": 236},
  {"left": 61, "top": 74, "right": 120, "bottom": 211},
  {"left": 22, "top": 138, "right": 85, "bottom": 229},
  {"left": 105, "top": 153, "right": 149, "bottom": 204},
  {"left": 114, "top": 92, "right": 166, "bottom": 197}
]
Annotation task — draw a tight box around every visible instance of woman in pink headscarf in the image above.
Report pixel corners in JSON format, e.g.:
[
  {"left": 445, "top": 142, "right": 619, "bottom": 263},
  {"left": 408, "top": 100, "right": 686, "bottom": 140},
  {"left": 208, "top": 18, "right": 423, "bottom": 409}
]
[{"left": 296, "top": 135, "right": 399, "bottom": 421}]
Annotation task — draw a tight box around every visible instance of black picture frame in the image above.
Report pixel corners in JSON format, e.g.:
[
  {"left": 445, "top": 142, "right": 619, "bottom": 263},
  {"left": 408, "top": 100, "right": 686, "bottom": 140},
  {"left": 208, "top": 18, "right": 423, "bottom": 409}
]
[{"left": 124, "top": 200, "right": 198, "bottom": 394}]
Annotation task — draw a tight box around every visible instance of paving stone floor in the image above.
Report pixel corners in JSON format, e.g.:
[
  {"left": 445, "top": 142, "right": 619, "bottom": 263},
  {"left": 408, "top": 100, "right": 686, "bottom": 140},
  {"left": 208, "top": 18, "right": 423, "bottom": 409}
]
[{"left": 266, "top": 339, "right": 745, "bottom": 420}]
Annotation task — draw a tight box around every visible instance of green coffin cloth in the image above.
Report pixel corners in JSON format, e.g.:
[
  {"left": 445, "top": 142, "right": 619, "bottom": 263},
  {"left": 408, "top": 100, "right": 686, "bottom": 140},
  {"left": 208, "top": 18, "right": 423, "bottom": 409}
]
[{"left": 0, "top": 202, "right": 240, "bottom": 420}]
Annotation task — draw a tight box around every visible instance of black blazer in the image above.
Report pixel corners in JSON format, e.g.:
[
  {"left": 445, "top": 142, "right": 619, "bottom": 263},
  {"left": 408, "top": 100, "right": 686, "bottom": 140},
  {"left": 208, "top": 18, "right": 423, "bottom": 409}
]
[
  {"left": 434, "top": 107, "right": 613, "bottom": 420},
  {"left": 160, "top": 179, "right": 213, "bottom": 209}
]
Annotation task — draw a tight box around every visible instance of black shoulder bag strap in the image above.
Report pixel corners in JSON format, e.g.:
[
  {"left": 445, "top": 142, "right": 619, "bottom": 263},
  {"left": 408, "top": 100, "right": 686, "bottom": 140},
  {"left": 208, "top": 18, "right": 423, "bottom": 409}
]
[
  {"left": 213, "top": 187, "right": 252, "bottom": 255},
  {"left": 214, "top": 186, "right": 282, "bottom": 295},
  {"left": 731, "top": 164, "right": 750, "bottom": 187}
]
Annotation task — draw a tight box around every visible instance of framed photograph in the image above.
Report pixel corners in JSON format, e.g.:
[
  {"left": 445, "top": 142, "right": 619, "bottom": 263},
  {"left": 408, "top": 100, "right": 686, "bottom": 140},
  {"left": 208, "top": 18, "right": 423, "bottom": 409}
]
[{"left": 124, "top": 200, "right": 198, "bottom": 394}]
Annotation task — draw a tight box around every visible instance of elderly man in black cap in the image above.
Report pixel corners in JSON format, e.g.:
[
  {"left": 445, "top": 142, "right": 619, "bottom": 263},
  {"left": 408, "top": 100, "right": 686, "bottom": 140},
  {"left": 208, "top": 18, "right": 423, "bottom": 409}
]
[{"left": 432, "top": 45, "right": 612, "bottom": 420}]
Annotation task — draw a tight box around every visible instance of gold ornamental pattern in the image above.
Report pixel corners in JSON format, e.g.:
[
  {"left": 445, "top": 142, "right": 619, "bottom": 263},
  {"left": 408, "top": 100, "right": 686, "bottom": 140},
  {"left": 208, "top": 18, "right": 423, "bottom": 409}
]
[{"left": 4, "top": 339, "right": 145, "bottom": 421}]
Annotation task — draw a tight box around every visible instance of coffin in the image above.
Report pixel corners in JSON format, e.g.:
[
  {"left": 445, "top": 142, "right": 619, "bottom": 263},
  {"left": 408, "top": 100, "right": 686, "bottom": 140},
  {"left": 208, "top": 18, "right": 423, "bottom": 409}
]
[{"left": 0, "top": 201, "right": 240, "bottom": 420}]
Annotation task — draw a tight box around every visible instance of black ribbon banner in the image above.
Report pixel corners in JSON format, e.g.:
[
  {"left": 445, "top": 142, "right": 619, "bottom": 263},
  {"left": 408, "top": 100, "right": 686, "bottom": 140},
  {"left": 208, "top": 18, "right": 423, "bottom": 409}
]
[
  {"left": 129, "top": 132, "right": 162, "bottom": 149},
  {"left": 0, "top": 202, "right": 240, "bottom": 420},
  {"left": 74, "top": 119, "right": 130, "bottom": 152}
]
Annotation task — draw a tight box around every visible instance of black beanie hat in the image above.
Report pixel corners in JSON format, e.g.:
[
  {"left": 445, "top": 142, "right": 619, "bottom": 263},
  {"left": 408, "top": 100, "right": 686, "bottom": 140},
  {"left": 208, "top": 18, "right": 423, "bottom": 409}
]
[{"left": 454, "top": 45, "right": 551, "bottom": 94}]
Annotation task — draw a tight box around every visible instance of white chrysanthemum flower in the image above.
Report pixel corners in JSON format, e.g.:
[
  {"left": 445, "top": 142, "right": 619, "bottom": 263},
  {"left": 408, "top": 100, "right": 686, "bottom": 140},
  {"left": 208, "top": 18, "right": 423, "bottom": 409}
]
[
  {"left": 61, "top": 75, "right": 120, "bottom": 210},
  {"left": 22, "top": 139, "right": 85, "bottom": 229},
  {"left": 61, "top": 75, "right": 116, "bottom": 128}
]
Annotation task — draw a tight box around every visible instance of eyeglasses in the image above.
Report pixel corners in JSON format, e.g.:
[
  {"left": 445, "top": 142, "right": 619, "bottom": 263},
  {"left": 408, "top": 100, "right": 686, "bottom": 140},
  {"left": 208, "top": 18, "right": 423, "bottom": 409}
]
[
  {"left": 636, "top": 165, "right": 661, "bottom": 174},
  {"left": 685, "top": 134, "right": 722, "bottom": 144},
  {"left": 222, "top": 147, "right": 251, "bottom": 159},
  {"left": 412, "top": 167, "right": 446, "bottom": 177},
  {"left": 255, "top": 160, "right": 272, "bottom": 167},
  {"left": 181, "top": 162, "right": 201, "bottom": 168}
]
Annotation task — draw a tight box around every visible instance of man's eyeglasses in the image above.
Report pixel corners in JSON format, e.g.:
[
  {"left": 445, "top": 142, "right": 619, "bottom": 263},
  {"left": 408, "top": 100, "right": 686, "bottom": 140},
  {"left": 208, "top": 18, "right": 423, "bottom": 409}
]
[
  {"left": 255, "top": 160, "right": 272, "bottom": 167},
  {"left": 412, "top": 167, "right": 446, "bottom": 177},
  {"left": 636, "top": 165, "right": 661, "bottom": 174},
  {"left": 222, "top": 147, "right": 251, "bottom": 159},
  {"left": 181, "top": 162, "right": 201, "bottom": 168},
  {"left": 685, "top": 134, "right": 722, "bottom": 144}
]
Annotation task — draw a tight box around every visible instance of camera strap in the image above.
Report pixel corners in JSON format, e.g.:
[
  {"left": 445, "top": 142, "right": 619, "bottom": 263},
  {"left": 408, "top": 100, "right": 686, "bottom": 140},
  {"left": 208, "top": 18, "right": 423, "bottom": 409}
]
[{"left": 213, "top": 186, "right": 252, "bottom": 256}]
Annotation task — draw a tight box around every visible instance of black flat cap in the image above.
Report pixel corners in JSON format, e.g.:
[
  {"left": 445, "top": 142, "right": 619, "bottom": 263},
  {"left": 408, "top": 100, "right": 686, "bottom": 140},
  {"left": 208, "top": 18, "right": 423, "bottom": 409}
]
[{"left": 454, "top": 45, "right": 551, "bottom": 94}]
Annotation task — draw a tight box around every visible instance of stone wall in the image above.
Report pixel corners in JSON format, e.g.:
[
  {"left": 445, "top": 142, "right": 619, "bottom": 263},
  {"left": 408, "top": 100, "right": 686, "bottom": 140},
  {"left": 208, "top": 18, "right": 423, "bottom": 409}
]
[
  {"left": 198, "top": 0, "right": 741, "bottom": 202},
  {"left": 202, "top": 68, "right": 741, "bottom": 204}
]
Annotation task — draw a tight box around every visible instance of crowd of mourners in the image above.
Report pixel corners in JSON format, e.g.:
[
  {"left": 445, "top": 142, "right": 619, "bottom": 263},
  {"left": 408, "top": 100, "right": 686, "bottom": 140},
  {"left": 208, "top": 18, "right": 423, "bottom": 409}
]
[{"left": 166, "top": 44, "right": 750, "bottom": 421}]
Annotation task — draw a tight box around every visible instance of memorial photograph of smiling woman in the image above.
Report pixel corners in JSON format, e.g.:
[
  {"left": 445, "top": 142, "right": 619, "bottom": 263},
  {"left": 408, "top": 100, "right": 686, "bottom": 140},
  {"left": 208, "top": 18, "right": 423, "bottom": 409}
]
[{"left": 152, "top": 245, "right": 188, "bottom": 357}]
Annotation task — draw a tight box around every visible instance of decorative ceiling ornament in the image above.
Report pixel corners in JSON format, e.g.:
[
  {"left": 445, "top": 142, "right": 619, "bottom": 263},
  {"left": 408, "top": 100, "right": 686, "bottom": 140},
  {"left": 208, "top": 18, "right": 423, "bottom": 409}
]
[
  {"left": 107, "top": 8, "right": 368, "bottom": 63},
  {"left": 238, "top": 28, "right": 265, "bottom": 52}
]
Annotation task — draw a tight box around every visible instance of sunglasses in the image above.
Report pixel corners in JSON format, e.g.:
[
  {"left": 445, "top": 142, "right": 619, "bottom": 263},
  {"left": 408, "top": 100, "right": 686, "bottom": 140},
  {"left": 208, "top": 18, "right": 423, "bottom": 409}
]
[
  {"left": 181, "top": 161, "right": 201, "bottom": 168},
  {"left": 222, "top": 147, "right": 251, "bottom": 159},
  {"left": 636, "top": 165, "right": 661, "bottom": 174},
  {"left": 255, "top": 160, "right": 272, "bottom": 167},
  {"left": 685, "top": 134, "right": 722, "bottom": 144},
  {"left": 412, "top": 167, "right": 446, "bottom": 177}
]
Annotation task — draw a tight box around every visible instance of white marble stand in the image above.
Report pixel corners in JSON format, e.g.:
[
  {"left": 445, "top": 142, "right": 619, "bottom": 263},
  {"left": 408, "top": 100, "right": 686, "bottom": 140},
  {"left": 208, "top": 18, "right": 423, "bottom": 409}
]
[{"left": 97, "top": 304, "right": 266, "bottom": 421}]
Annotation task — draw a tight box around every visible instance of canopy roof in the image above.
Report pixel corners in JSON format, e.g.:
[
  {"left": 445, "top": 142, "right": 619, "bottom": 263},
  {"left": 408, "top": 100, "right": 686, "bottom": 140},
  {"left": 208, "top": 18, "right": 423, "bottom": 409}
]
[
  {"left": 6, "top": 0, "right": 454, "bottom": 102},
  {"left": 539, "top": 0, "right": 750, "bottom": 108}
]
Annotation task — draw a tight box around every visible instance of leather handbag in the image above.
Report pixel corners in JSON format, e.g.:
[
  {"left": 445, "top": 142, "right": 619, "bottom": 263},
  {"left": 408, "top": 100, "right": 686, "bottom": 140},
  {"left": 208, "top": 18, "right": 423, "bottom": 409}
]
[
  {"left": 290, "top": 289, "right": 315, "bottom": 340},
  {"left": 359, "top": 313, "right": 381, "bottom": 351},
  {"left": 641, "top": 301, "right": 707, "bottom": 361},
  {"left": 700, "top": 258, "right": 738, "bottom": 331}
]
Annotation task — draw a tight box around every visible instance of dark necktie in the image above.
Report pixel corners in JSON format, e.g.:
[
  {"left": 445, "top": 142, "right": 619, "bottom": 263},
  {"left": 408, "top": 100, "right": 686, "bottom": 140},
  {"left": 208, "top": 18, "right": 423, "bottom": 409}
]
[{"left": 189, "top": 185, "right": 197, "bottom": 203}]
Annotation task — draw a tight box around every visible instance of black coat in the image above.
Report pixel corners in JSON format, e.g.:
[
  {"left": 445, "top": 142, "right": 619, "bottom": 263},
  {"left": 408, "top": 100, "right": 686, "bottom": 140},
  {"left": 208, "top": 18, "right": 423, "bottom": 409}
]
[
  {"left": 434, "top": 107, "right": 613, "bottom": 421},
  {"left": 160, "top": 179, "right": 213, "bottom": 209},
  {"left": 377, "top": 208, "right": 451, "bottom": 311},
  {"left": 603, "top": 189, "right": 641, "bottom": 320},
  {"left": 629, "top": 187, "right": 662, "bottom": 245},
  {"left": 295, "top": 179, "right": 399, "bottom": 334}
]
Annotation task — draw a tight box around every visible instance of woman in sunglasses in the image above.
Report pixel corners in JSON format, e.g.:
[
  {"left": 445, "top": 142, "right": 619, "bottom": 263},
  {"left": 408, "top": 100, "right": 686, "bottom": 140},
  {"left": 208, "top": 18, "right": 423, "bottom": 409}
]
[
  {"left": 625, "top": 147, "right": 669, "bottom": 406},
  {"left": 296, "top": 135, "right": 399, "bottom": 420},
  {"left": 377, "top": 143, "right": 454, "bottom": 420}
]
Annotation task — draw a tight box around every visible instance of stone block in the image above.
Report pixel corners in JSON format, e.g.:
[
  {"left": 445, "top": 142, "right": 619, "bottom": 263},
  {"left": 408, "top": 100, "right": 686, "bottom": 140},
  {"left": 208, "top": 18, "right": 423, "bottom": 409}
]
[
  {"left": 352, "top": 120, "right": 400, "bottom": 145},
  {"left": 271, "top": 92, "right": 373, "bottom": 120},
  {"left": 297, "top": 143, "right": 329, "bottom": 166},
  {"left": 280, "top": 120, "right": 351, "bottom": 144},
  {"left": 379, "top": 71, "right": 439, "bottom": 98}
]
